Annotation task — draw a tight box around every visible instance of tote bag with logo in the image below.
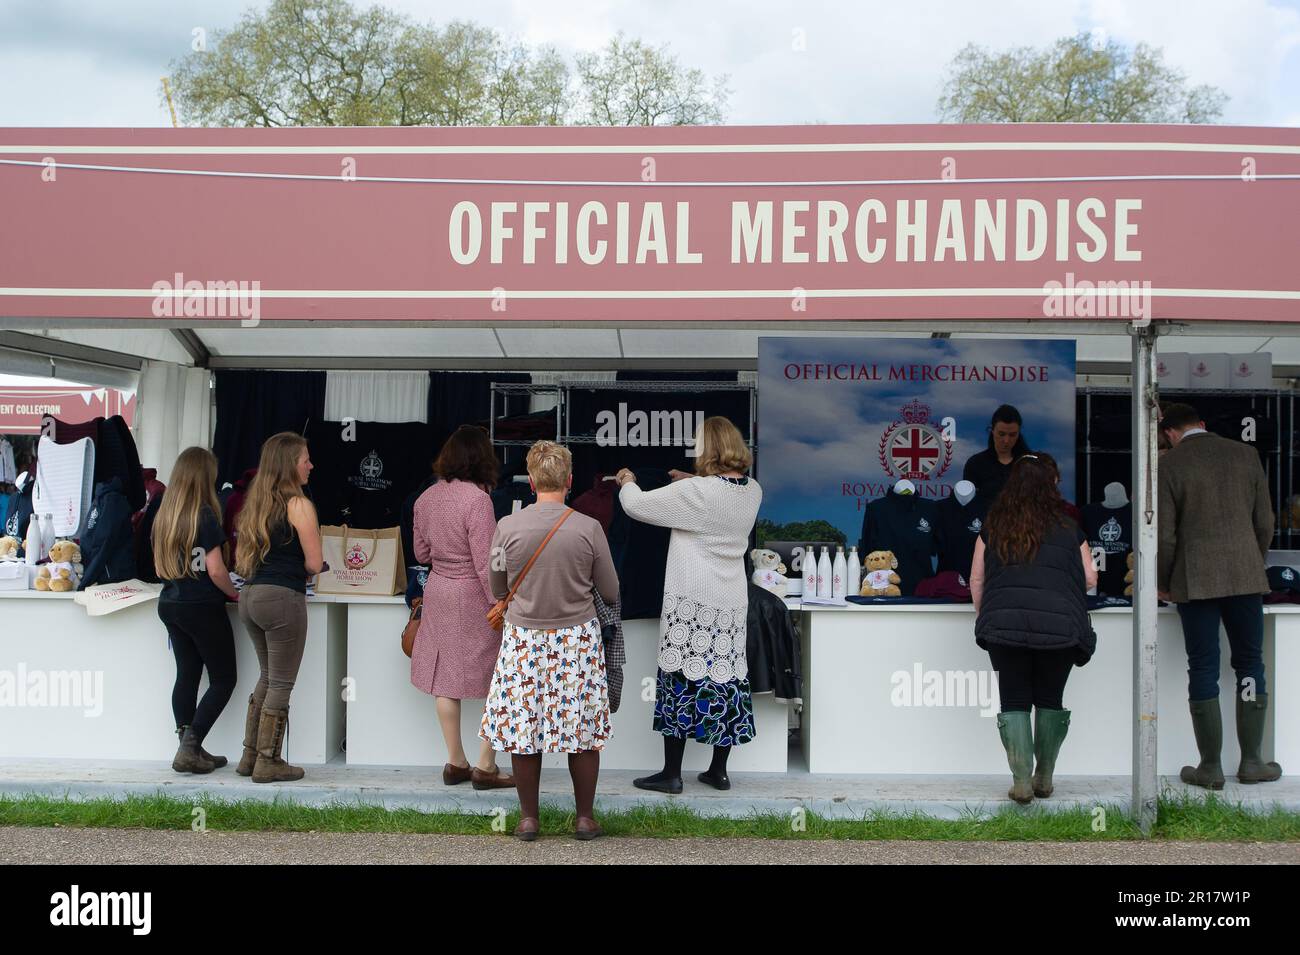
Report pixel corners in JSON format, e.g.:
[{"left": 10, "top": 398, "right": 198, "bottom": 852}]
[{"left": 315, "top": 525, "right": 405, "bottom": 596}]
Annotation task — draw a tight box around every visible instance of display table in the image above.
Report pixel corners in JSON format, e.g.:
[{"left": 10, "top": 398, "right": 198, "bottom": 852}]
[
  {"left": 0, "top": 591, "right": 346, "bottom": 765},
  {"left": 798, "top": 602, "right": 1283, "bottom": 775},
  {"left": 343, "top": 599, "right": 789, "bottom": 772}
]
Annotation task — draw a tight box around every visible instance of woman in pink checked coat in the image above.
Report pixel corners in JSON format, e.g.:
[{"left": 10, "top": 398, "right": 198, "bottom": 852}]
[{"left": 410, "top": 425, "right": 515, "bottom": 791}]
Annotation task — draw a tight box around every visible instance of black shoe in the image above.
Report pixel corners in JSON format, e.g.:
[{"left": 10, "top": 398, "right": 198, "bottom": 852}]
[
  {"left": 697, "top": 770, "right": 731, "bottom": 791},
  {"left": 633, "top": 773, "right": 683, "bottom": 794}
]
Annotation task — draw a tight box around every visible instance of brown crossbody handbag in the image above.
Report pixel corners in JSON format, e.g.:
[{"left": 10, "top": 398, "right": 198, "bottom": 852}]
[{"left": 486, "top": 508, "right": 574, "bottom": 632}]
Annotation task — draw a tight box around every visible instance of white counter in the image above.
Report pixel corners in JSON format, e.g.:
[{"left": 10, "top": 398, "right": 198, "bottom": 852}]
[
  {"left": 0, "top": 591, "right": 787, "bottom": 773},
  {"left": 343, "top": 602, "right": 789, "bottom": 772},
  {"left": 0, "top": 591, "right": 346, "bottom": 765},
  {"left": 798, "top": 601, "right": 1284, "bottom": 776}
]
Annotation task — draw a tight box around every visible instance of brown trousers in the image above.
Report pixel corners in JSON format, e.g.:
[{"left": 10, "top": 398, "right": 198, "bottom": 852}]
[{"left": 238, "top": 584, "right": 308, "bottom": 711}]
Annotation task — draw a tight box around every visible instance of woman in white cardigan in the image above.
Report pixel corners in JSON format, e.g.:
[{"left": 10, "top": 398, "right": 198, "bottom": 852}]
[{"left": 615, "top": 417, "right": 762, "bottom": 793}]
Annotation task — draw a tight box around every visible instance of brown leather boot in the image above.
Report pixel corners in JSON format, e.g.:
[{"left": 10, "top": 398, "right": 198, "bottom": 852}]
[
  {"left": 236, "top": 694, "right": 262, "bottom": 777},
  {"left": 172, "top": 726, "right": 216, "bottom": 774},
  {"left": 176, "top": 725, "right": 227, "bottom": 770},
  {"left": 252, "top": 706, "right": 304, "bottom": 783}
]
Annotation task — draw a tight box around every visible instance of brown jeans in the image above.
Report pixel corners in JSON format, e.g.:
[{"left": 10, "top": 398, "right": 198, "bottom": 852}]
[{"left": 238, "top": 584, "right": 308, "bottom": 711}]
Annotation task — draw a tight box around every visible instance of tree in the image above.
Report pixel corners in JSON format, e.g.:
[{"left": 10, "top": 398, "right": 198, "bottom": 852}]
[
  {"left": 165, "top": 0, "right": 723, "bottom": 128},
  {"left": 937, "top": 33, "right": 1227, "bottom": 123},
  {"left": 574, "top": 33, "right": 728, "bottom": 125}
]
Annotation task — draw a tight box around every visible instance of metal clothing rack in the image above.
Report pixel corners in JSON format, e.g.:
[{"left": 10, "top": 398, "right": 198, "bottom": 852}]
[{"left": 487, "top": 382, "right": 564, "bottom": 448}]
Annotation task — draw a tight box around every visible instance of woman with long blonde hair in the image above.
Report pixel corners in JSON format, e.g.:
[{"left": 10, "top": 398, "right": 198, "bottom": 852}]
[
  {"left": 234, "top": 432, "right": 323, "bottom": 783},
  {"left": 153, "top": 446, "right": 240, "bottom": 774}
]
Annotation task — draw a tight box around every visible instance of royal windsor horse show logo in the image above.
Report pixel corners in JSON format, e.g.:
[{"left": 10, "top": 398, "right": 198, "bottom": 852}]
[
  {"left": 879, "top": 399, "right": 954, "bottom": 481},
  {"left": 345, "top": 543, "right": 370, "bottom": 569}
]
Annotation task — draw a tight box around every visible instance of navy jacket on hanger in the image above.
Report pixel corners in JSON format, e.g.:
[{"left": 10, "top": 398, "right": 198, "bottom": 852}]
[{"left": 857, "top": 489, "right": 939, "bottom": 596}]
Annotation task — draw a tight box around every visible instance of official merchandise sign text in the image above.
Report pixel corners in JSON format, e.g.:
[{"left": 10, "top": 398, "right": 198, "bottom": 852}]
[{"left": 2, "top": 125, "right": 1298, "bottom": 322}]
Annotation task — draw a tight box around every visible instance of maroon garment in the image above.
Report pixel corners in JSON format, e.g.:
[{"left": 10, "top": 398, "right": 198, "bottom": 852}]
[
  {"left": 132, "top": 468, "right": 166, "bottom": 531},
  {"left": 222, "top": 468, "right": 258, "bottom": 562},
  {"left": 570, "top": 474, "right": 616, "bottom": 533},
  {"left": 409, "top": 479, "right": 499, "bottom": 699},
  {"left": 914, "top": 570, "right": 972, "bottom": 601}
]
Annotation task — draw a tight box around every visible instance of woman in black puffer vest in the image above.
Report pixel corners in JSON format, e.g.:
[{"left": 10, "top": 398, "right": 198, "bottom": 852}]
[{"left": 970, "top": 452, "right": 1097, "bottom": 804}]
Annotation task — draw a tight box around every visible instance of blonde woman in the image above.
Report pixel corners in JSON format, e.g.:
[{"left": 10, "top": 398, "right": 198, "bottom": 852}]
[
  {"left": 153, "top": 447, "right": 240, "bottom": 774},
  {"left": 616, "top": 417, "right": 762, "bottom": 794},
  {"left": 234, "top": 432, "right": 323, "bottom": 783},
  {"left": 481, "top": 441, "right": 618, "bottom": 840}
]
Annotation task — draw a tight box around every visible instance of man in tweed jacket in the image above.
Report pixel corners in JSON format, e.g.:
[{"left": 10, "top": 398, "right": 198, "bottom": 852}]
[{"left": 1158, "top": 403, "right": 1281, "bottom": 788}]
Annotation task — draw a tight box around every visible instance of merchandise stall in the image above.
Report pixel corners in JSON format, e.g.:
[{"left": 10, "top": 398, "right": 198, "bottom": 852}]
[{"left": 2, "top": 125, "right": 1299, "bottom": 818}]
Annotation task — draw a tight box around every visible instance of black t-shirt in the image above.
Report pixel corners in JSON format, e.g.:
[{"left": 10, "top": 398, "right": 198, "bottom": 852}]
[
  {"left": 307, "top": 420, "right": 435, "bottom": 531},
  {"left": 1082, "top": 503, "right": 1133, "bottom": 597},
  {"left": 160, "top": 506, "right": 228, "bottom": 603},
  {"left": 247, "top": 518, "right": 309, "bottom": 593},
  {"left": 962, "top": 449, "right": 1025, "bottom": 502}
]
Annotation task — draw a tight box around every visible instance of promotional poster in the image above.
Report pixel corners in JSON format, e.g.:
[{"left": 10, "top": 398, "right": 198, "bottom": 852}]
[{"left": 757, "top": 337, "right": 1077, "bottom": 544}]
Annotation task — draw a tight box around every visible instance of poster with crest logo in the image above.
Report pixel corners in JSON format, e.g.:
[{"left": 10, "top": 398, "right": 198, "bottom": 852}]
[{"left": 756, "top": 338, "right": 1076, "bottom": 544}]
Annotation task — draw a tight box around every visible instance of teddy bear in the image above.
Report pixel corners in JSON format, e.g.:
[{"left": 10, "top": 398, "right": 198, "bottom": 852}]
[
  {"left": 750, "top": 547, "right": 789, "bottom": 599},
  {"left": 1123, "top": 551, "right": 1135, "bottom": 597},
  {"left": 860, "top": 550, "right": 902, "bottom": 597},
  {"left": 35, "top": 539, "right": 82, "bottom": 592},
  {"left": 0, "top": 535, "right": 19, "bottom": 561}
]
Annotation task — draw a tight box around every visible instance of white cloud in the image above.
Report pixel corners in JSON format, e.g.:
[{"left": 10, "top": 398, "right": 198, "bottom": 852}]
[{"left": 1, "top": 0, "right": 1296, "bottom": 125}]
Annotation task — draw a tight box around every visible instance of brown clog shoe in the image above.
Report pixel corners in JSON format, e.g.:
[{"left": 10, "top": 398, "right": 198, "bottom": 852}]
[
  {"left": 514, "top": 817, "right": 540, "bottom": 842},
  {"left": 471, "top": 765, "right": 517, "bottom": 790},
  {"left": 442, "top": 762, "right": 473, "bottom": 786},
  {"left": 574, "top": 818, "right": 604, "bottom": 841}
]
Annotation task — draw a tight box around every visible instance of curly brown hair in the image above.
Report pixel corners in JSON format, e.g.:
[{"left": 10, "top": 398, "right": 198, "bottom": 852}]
[{"left": 985, "top": 451, "right": 1069, "bottom": 565}]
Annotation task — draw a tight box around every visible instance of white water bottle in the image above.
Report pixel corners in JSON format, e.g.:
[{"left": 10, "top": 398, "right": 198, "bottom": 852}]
[
  {"left": 24, "top": 518, "right": 40, "bottom": 565},
  {"left": 817, "top": 546, "right": 832, "bottom": 598},
  {"left": 847, "top": 545, "right": 861, "bottom": 596},
  {"left": 802, "top": 543, "right": 818, "bottom": 596},
  {"left": 41, "top": 514, "right": 55, "bottom": 561},
  {"left": 832, "top": 546, "right": 847, "bottom": 599}
]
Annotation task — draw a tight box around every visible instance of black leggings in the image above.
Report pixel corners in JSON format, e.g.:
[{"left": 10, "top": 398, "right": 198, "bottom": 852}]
[
  {"left": 987, "top": 645, "right": 1074, "bottom": 713},
  {"left": 159, "top": 599, "right": 238, "bottom": 741}
]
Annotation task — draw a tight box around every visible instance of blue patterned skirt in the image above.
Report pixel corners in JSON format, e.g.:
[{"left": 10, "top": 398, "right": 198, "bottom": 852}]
[{"left": 652, "top": 668, "right": 755, "bottom": 746}]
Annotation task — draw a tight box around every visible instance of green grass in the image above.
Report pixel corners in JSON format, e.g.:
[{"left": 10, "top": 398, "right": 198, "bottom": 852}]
[{"left": 1, "top": 791, "right": 1297, "bottom": 841}]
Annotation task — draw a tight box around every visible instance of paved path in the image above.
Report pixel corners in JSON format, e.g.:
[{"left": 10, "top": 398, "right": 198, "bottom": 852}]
[{"left": 3, "top": 826, "right": 1297, "bottom": 865}]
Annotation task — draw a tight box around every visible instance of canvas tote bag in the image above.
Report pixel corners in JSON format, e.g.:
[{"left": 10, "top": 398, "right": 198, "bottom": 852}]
[{"left": 315, "top": 525, "right": 405, "bottom": 596}]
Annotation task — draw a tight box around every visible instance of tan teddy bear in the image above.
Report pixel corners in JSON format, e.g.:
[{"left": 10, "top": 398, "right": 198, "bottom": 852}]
[
  {"left": 1123, "top": 551, "right": 1135, "bottom": 597},
  {"left": 0, "top": 535, "right": 19, "bottom": 561},
  {"left": 35, "top": 540, "right": 82, "bottom": 592},
  {"left": 860, "top": 550, "right": 902, "bottom": 597}
]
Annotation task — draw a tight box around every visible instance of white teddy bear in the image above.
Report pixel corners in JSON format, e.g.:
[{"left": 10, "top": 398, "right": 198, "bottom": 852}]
[{"left": 750, "top": 547, "right": 789, "bottom": 599}]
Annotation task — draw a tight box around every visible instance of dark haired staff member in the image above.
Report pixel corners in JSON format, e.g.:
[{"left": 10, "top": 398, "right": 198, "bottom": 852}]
[
  {"left": 1158, "top": 403, "right": 1281, "bottom": 788},
  {"left": 962, "top": 405, "right": 1030, "bottom": 501}
]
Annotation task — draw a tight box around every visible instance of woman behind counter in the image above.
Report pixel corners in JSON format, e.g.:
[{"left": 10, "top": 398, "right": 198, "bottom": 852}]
[
  {"left": 481, "top": 440, "right": 618, "bottom": 840},
  {"left": 410, "top": 425, "right": 514, "bottom": 791},
  {"left": 970, "top": 452, "right": 1096, "bottom": 804},
  {"left": 962, "top": 404, "right": 1030, "bottom": 502},
  {"left": 152, "top": 447, "right": 240, "bottom": 774},
  {"left": 616, "top": 416, "right": 762, "bottom": 795},
  {"left": 234, "top": 432, "right": 323, "bottom": 783}
]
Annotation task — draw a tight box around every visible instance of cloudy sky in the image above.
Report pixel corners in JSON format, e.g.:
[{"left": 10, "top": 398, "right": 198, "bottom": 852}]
[{"left": 1, "top": 0, "right": 1298, "bottom": 127}]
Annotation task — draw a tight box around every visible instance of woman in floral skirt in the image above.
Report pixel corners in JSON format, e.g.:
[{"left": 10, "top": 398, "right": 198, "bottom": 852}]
[
  {"left": 616, "top": 416, "right": 762, "bottom": 794},
  {"left": 481, "top": 440, "right": 619, "bottom": 841}
]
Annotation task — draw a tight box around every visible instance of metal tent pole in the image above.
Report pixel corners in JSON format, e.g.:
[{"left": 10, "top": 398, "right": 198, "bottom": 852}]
[{"left": 1131, "top": 324, "right": 1161, "bottom": 835}]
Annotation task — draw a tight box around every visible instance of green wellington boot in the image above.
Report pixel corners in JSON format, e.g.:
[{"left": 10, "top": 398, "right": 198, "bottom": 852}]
[
  {"left": 1236, "top": 693, "right": 1283, "bottom": 783},
  {"left": 1179, "top": 698, "right": 1225, "bottom": 790},
  {"left": 1031, "top": 708, "right": 1071, "bottom": 798},
  {"left": 997, "top": 711, "right": 1034, "bottom": 804}
]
